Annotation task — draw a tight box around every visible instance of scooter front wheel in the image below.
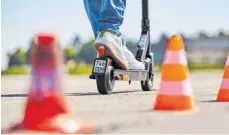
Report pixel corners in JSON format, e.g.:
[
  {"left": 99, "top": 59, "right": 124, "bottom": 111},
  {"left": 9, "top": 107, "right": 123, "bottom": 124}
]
[
  {"left": 95, "top": 65, "right": 115, "bottom": 94},
  {"left": 141, "top": 74, "right": 153, "bottom": 91},
  {"left": 141, "top": 58, "right": 154, "bottom": 91}
]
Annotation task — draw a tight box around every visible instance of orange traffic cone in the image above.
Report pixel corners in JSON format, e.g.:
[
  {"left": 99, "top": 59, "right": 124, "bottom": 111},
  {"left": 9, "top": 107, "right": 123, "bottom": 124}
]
[
  {"left": 2, "top": 33, "right": 96, "bottom": 134},
  {"left": 153, "top": 34, "right": 195, "bottom": 111},
  {"left": 217, "top": 51, "right": 229, "bottom": 102}
]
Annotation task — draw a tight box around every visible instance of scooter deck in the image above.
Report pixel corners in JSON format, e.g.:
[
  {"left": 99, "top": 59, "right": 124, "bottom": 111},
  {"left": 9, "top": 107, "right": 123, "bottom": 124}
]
[
  {"left": 114, "top": 69, "right": 148, "bottom": 81},
  {"left": 90, "top": 69, "right": 148, "bottom": 81}
]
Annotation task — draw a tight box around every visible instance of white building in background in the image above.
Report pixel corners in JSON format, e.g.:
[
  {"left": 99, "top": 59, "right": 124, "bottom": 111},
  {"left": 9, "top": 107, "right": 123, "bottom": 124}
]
[{"left": 185, "top": 37, "right": 229, "bottom": 64}]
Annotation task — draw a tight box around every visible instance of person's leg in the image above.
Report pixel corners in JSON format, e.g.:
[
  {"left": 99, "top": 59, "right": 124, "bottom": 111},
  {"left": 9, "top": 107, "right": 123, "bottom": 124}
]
[
  {"left": 94, "top": 0, "right": 144, "bottom": 70},
  {"left": 83, "top": 0, "right": 101, "bottom": 38},
  {"left": 98, "top": 0, "right": 126, "bottom": 36},
  {"left": 84, "top": 0, "right": 144, "bottom": 70}
]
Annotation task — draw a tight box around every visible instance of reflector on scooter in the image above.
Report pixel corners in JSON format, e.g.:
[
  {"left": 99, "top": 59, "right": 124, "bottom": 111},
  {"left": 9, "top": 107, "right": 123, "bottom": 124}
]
[
  {"left": 121, "top": 75, "right": 129, "bottom": 81},
  {"left": 98, "top": 46, "right": 105, "bottom": 57}
]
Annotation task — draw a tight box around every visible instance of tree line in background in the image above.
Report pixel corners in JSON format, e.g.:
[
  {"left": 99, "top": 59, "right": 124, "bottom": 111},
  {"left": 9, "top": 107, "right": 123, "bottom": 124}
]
[{"left": 3, "top": 29, "right": 229, "bottom": 75}]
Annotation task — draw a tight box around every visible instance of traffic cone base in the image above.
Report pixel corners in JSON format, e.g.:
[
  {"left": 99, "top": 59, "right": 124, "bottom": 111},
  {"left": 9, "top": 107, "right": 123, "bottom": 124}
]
[
  {"left": 3, "top": 117, "right": 96, "bottom": 134},
  {"left": 217, "top": 89, "right": 229, "bottom": 101},
  {"left": 154, "top": 94, "right": 194, "bottom": 111},
  {"left": 23, "top": 94, "right": 67, "bottom": 130},
  {"left": 36, "top": 114, "right": 96, "bottom": 134}
]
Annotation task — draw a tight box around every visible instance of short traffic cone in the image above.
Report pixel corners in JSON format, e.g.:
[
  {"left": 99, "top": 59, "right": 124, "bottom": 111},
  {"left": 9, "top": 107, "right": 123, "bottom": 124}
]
[
  {"left": 2, "top": 33, "right": 96, "bottom": 134},
  {"left": 153, "top": 34, "right": 195, "bottom": 111},
  {"left": 217, "top": 51, "right": 229, "bottom": 102}
]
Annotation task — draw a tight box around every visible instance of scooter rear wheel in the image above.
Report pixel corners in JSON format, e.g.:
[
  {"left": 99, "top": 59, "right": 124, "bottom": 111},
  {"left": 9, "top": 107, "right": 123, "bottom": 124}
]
[
  {"left": 95, "top": 65, "right": 115, "bottom": 94},
  {"left": 141, "top": 58, "right": 154, "bottom": 91}
]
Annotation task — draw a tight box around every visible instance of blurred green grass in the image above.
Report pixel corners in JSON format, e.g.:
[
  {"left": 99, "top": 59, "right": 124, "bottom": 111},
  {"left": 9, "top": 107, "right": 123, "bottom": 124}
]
[
  {"left": 188, "top": 63, "right": 225, "bottom": 72},
  {"left": 1, "top": 63, "right": 225, "bottom": 76},
  {"left": 67, "top": 64, "right": 93, "bottom": 75},
  {"left": 1, "top": 66, "right": 28, "bottom": 75}
]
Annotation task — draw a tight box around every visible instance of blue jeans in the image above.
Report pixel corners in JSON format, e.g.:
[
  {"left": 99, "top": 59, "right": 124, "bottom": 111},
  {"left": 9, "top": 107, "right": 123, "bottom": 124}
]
[{"left": 83, "top": 0, "right": 126, "bottom": 38}]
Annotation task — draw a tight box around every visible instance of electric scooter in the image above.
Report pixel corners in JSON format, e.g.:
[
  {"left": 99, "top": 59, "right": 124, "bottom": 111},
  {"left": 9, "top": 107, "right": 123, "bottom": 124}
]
[{"left": 89, "top": 0, "right": 154, "bottom": 94}]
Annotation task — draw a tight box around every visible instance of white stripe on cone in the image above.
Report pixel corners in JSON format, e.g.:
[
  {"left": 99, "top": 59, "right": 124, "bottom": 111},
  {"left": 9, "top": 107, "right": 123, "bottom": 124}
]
[
  {"left": 158, "top": 79, "right": 193, "bottom": 95},
  {"left": 163, "top": 50, "right": 187, "bottom": 65},
  {"left": 220, "top": 79, "right": 229, "bottom": 89},
  {"left": 226, "top": 55, "right": 229, "bottom": 66}
]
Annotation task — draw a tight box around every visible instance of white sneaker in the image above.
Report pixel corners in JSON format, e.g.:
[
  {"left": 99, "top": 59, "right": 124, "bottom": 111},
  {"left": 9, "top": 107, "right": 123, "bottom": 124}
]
[
  {"left": 94, "top": 30, "right": 128, "bottom": 70},
  {"left": 121, "top": 37, "right": 145, "bottom": 70}
]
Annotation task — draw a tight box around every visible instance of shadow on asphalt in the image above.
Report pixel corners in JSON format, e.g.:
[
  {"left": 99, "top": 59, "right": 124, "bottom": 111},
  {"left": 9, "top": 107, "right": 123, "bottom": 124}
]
[
  {"left": 200, "top": 100, "right": 218, "bottom": 103},
  {"left": 66, "top": 90, "right": 139, "bottom": 96},
  {"left": 1, "top": 94, "right": 27, "bottom": 97},
  {"left": 1, "top": 90, "right": 139, "bottom": 98}
]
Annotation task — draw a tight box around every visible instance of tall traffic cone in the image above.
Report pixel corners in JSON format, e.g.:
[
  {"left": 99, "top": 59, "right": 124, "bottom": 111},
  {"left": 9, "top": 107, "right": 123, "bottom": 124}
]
[
  {"left": 2, "top": 33, "right": 96, "bottom": 134},
  {"left": 217, "top": 51, "right": 229, "bottom": 102},
  {"left": 153, "top": 34, "right": 195, "bottom": 111}
]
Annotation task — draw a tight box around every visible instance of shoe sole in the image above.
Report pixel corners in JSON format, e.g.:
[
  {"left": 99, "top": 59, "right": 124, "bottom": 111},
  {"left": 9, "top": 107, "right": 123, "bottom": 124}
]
[{"left": 95, "top": 43, "right": 128, "bottom": 70}]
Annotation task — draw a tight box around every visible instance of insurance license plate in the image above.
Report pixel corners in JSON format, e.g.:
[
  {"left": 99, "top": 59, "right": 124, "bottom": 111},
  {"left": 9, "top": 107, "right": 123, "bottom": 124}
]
[{"left": 92, "top": 58, "right": 107, "bottom": 74}]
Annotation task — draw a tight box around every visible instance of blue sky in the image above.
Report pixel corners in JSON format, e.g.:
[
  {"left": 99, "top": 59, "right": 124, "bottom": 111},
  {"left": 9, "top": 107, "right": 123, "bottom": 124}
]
[{"left": 1, "top": 0, "right": 229, "bottom": 69}]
